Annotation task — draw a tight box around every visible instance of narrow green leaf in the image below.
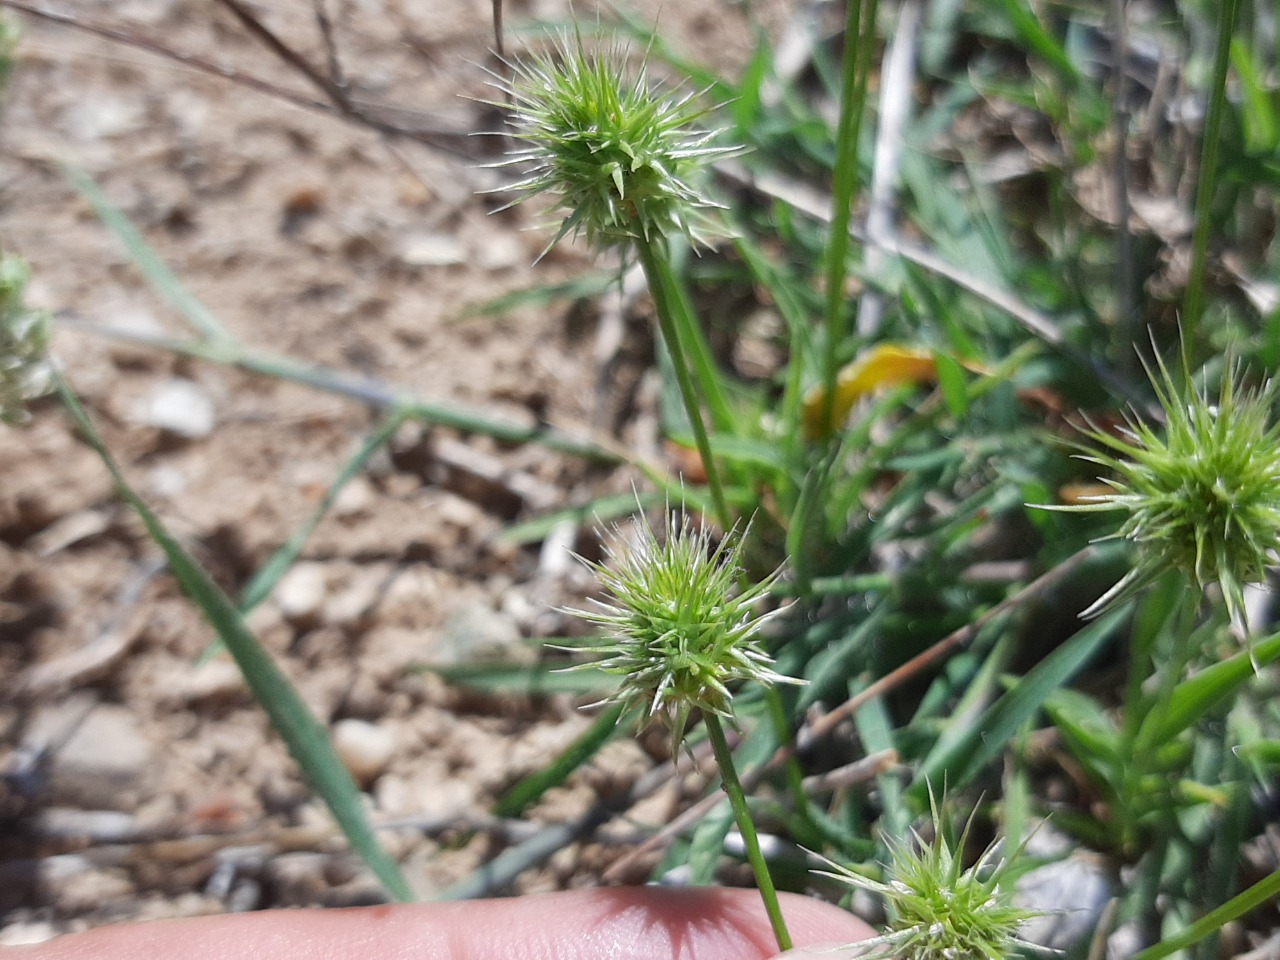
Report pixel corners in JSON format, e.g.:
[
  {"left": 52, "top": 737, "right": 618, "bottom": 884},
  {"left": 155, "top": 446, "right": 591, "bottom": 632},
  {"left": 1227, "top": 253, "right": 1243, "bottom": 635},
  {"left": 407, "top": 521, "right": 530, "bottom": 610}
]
[
  {"left": 55, "top": 376, "right": 412, "bottom": 902},
  {"left": 708, "top": 433, "right": 789, "bottom": 472},
  {"left": 1232, "top": 739, "right": 1280, "bottom": 769},
  {"left": 498, "top": 491, "right": 665, "bottom": 546},
  {"left": 933, "top": 350, "right": 968, "bottom": 420},
  {"left": 854, "top": 692, "right": 907, "bottom": 839},
  {"left": 492, "top": 702, "right": 627, "bottom": 817},
  {"left": 687, "top": 804, "right": 735, "bottom": 884},
  {"left": 418, "top": 660, "right": 618, "bottom": 697},
  {"left": 463, "top": 270, "right": 618, "bottom": 318},
  {"left": 1229, "top": 39, "right": 1278, "bottom": 155},
  {"left": 1181, "top": 0, "right": 1241, "bottom": 349},
  {"left": 239, "top": 411, "right": 404, "bottom": 614},
  {"left": 909, "top": 608, "right": 1125, "bottom": 803},
  {"left": 1141, "top": 629, "right": 1280, "bottom": 746},
  {"left": 997, "top": 0, "right": 1080, "bottom": 82},
  {"left": 1044, "top": 688, "right": 1121, "bottom": 767},
  {"left": 61, "top": 163, "right": 233, "bottom": 344},
  {"left": 1128, "top": 867, "right": 1280, "bottom": 960}
]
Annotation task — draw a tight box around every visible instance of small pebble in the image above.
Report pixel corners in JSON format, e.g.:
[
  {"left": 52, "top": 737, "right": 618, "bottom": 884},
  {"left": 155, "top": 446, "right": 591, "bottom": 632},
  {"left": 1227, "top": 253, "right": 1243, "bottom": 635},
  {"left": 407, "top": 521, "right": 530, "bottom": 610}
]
[
  {"left": 332, "top": 718, "right": 396, "bottom": 785},
  {"left": 476, "top": 233, "right": 524, "bottom": 270},
  {"left": 0, "top": 921, "right": 58, "bottom": 946},
  {"left": 131, "top": 378, "right": 216, "bottom": 438},
  {"left": 275, "top": 563, "right": 328, "bottom": 622},
  {"left": 441, "top": 605, "right": 525, "bottom": 664},
  {"left": 182, "top": 657, "right": 245, "bottom": 702},
  {"left": 323, "top": 569, "right": 385, "bottom": 628},
  {"left": 45, "top": 704, "right": 153, "bottom": 808},
  {"left": 263, "top": 852, "right": 330, "bottom": 906},
  {"left": 331, "top": 476, "right": 376, "bottom": 518},
  {"left": 397, "top": 232, "right": 467, "bottom": 267}
]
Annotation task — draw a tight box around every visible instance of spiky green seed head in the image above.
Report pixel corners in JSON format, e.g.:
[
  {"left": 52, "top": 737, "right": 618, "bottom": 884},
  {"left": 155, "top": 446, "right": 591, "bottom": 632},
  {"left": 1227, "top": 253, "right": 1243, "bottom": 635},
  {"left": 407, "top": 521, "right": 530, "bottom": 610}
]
[
  {"left": 566, "top": 513, "right": 800, "bottom": 753},
  {"left": 0, "top": 255, "right": 53, "bottom": 426},
  {"left": 817, "top": 807, "right": 1048, "bottom": 960},
  {"left": 1051, "top": 353, "right": 1280, "bottom": 629},
  {"left": 488, "top": 30, "right": 742, "bottom": 257}
]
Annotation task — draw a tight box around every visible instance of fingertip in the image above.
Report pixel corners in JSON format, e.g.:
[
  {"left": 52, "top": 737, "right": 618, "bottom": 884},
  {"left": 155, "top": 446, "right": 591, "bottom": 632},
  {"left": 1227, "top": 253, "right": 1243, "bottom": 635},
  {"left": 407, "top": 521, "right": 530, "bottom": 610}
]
[
  {"left": 772, "top": 943, "right": 863, "bottom": 960},
  {"left": 11, "top": 887, "right": 877, "bottom": 960},
  {"left": 773, "top": 891, "right": 876, "bottom": 947}
]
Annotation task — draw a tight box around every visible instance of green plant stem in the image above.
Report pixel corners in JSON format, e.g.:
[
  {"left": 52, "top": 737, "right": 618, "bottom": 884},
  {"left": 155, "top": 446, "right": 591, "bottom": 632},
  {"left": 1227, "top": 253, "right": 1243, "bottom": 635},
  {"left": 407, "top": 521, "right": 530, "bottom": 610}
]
[
  {"left": 58, "top": 319, "right": 614, "bottom": 462},
  {"left": 1181, "top": 0, "right": 1239, "bottom": 368},
  {"left": 635, "top": 238, "right": 732, "bottom": 529},
  {"left": 663, "top": 244, "right": 735, "bottom": 434},
  {"left": 704, "top": 713, "right": 792, "bottom": 952},
  {"left": 819, "top": 0, "right": 878, "bottom": 438},
  {"left": 764, "top": 685, "right": 819, "bottom": 838}
]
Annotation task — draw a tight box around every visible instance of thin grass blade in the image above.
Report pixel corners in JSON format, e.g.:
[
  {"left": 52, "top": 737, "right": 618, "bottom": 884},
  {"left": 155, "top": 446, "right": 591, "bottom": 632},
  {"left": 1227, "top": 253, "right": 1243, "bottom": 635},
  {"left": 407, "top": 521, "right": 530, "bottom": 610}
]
[
  {"left": 492, "top": 702, "right": 627, "bottom": 817},
  {"left": 909, "top": 608, "right": 1126, "bottom": 803},
  {"left": 61, "top": 163, "right": 233, "bottom": 344},
  {"left": 239, "top": 411, "right": 405, "bottom": 614},
  {"left": 54, "top": 375, "right": 413, "bottom": 902}
]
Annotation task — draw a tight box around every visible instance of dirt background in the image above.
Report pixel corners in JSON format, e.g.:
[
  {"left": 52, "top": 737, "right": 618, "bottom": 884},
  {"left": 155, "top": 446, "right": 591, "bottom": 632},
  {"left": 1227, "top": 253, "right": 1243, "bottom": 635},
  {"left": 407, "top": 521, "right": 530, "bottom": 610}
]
[{"left": 0, "top": 0, "right": 795, "bottom": 940}]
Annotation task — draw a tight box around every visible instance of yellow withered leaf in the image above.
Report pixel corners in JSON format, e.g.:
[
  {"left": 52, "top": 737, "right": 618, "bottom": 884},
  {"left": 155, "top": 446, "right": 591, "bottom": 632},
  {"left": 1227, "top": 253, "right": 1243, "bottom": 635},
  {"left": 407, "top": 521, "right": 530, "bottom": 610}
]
[{"left": 802, "top": 344, "right": 939, "bottom": 440}]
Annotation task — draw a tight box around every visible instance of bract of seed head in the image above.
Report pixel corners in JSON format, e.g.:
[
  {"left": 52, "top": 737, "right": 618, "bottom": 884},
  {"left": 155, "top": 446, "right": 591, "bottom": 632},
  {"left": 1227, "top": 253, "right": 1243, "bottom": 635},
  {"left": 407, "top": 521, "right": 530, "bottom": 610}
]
[
  {"left": 565, "top": 513, "right": 801, "bottom": 753},
  {"left": 1042, "top": 352, "right": 1280, "bottom": 631},
  {"left": 816, "top": 804, "right": 1049, "bottom": 960},
  {"left": 488, "top": 29, "right": 742, "bottom": 257},
  {"left": 0, "top": 255, "right": 54, "bottom": 426}
]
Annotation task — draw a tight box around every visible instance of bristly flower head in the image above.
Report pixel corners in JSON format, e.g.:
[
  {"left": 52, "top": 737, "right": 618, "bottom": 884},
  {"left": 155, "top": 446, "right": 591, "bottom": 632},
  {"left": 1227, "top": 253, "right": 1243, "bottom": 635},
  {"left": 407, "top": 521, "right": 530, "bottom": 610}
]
[
  {"left": 0, "top": 255, "right": 54, "bottom": 426},
  {"left": 488, "top": 29, "right": 742, "bottom": 257},
  {"left": 1048, "top": 352, "right": 1280, "bottom": 629},
  {"left": 817, "top": 801, "right": 1049, "bottom": 960},
  {"left": 567, "top": 512, "right": 800, "bottom": 752}
]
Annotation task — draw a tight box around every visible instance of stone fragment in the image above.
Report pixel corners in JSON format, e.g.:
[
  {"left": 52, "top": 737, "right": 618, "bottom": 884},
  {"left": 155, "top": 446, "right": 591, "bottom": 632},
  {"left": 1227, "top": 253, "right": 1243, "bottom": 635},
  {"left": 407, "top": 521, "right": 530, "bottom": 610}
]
[
  {"left": 275, "top": 563, "right": 328, "bottom": 622},
  {"left": 182, "top": 657, "right": 246, "bottom": 702},
  {"left": 332, "top": 718, "right": 396, "bottom": 785},
  {"left": 0, "top": 920, "right": 58, "bottom": 946},
  {"left": 39, "top": 854, "right": 135, "bottom": 914},
  {"left": 1014, "top": 823, "right": 1113, "bottom": 952},
  {"left": 323, "top": 568, "right": 385, "bottom": 628},
  {"left": 476, "top": 233, "right": 524, "bottom": 270},
  {"left": 131, "top": 378, "right": 216, "bottom": 438},
  {"left": 331, "top": 476, "right": 376, "bottom": 518},
  {"left": 397, "top": 232, "right": 467, "bottom": 267},
  {"left": 44, "top": 703, "right": 153, "bottom": 808},
  {"left": 262, "top": 852, "right": 329, "bottom": 906},
  {"left": 440, "top": 605, "right": 525, "bottom": 665}
]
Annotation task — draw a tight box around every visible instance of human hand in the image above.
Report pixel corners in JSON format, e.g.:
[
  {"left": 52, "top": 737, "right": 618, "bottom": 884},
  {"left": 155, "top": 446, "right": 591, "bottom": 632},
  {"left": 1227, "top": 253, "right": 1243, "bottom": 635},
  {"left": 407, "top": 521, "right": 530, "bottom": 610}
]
[{"left": 8, "top": 887, "right": 873, "bottom": 960}]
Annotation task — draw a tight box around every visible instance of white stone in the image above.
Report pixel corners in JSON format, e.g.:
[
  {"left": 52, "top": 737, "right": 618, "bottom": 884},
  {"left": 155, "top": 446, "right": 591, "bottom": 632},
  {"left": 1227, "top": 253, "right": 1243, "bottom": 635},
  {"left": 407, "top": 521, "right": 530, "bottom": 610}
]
[
  {"left": 440, "top": 605, "right": 524, "bottom": 664},
  {"left": 476, "top": 233, "right": 525, "bottom": 270},
  {"left": 323, "top": 570, "right": 385, "bottom": 627},
  {"left": 0, "top": 921, "right": 59, "bottom": 946},
  {"left": 332, "top": 476, "right": 376, "bottom": 518},
  {"left": 275, "top": 563, "right": 328, "bottom": 621},
  {"left": 132, "top": 378, "right": 216, "bottom": 438},
  {"left": 64, "top": 94, "right": 146, "bottom": 141},
  {"left": 332, "top": 718, "right": 396, "bottom": 785},
  {"left": 46, "top": 704, "right": 153, "bottom": 808},
  {"left": 398, "top": 232, "right": 467, "bottom": 267},
  {"left": 182, "top": 657, "right": 245, "bottom": 702}
]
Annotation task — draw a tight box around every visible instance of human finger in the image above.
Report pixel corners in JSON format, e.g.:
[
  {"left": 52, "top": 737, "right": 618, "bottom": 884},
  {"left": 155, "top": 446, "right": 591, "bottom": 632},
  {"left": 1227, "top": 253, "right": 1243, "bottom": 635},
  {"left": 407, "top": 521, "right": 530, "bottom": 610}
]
[{"left": 12, "top": 887, "right": 874, "bottom": 960}]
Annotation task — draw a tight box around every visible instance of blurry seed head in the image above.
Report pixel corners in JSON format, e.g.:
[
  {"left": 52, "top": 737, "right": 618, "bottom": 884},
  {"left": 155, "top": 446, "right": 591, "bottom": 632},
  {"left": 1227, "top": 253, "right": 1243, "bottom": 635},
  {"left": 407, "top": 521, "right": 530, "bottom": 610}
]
[{"left": 0, "top": 255, "right": 54, "bottom": 426}]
